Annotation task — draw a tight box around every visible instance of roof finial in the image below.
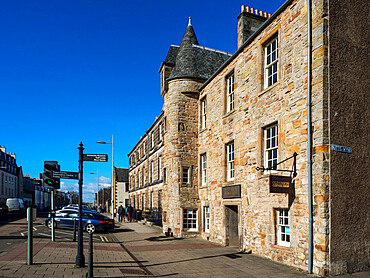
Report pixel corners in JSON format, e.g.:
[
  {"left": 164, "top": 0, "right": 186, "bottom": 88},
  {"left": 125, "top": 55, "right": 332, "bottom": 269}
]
[{"left": 188, "top": 17, "right": 192, "bottom": 26}]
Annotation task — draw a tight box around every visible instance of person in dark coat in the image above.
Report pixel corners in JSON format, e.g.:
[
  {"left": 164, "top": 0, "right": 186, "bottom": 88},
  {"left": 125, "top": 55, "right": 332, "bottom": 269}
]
[
  {"left": 127, "top": 204, "right": 133, "bottom": 222},
  {"left": 118, "top": 205, "right": 124, "bottom": 223}
]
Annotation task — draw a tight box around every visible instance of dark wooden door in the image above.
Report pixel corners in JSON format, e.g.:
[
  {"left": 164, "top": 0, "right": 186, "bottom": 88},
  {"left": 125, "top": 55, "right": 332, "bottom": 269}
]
[{"left": 226, "top": 205, "right": 239, "bottom": 247}]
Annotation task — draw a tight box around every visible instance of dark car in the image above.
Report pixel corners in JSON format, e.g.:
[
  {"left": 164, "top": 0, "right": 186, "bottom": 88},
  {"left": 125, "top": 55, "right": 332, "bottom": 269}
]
[
  {"left": 46, "top": 211, "right": 114, "bottom": 233},
  {"left": 0, "top": 202, "right": 8, "bottom": 215}
]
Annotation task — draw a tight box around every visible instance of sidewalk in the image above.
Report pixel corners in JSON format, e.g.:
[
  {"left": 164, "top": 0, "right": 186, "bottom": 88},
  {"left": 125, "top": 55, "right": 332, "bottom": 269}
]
[{"left": 0, "top": 220, "right": 368, "bottom": 277}]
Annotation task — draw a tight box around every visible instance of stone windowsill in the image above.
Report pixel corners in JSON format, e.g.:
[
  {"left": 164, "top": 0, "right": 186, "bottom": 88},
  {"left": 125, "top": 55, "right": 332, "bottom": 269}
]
[
  {"left": 258, "top": 80, "right": 281, "bottom": 97},
  {"left": 222, "top": 109, "right": 236, "bottom": 119},
  {"left": 270, "top": 244, "right": 293, "bottom": 254}
]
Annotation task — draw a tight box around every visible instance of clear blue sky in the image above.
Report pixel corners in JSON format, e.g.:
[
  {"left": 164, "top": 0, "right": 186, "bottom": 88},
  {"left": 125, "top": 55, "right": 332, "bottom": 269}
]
[{"left": 0, "top": 0, "right": 285, "bottom": 202}]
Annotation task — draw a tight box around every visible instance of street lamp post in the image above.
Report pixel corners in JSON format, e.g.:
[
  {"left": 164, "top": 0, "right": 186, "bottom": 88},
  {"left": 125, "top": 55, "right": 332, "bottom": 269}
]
[
  {"left": 89, "top": 170, "right": 99, "bottom": 207},
  {"left": 97, "top": 135, "right": 115, "bottom": 220}
]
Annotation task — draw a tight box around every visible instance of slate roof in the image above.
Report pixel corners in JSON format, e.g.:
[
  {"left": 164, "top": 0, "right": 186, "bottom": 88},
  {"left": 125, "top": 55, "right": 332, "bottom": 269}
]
[
  {"left": 167, "top": 21, "right": 232, "bottom": 81},
  {"left": 115, "top": 167, "right": 128, "bottom": 182}
]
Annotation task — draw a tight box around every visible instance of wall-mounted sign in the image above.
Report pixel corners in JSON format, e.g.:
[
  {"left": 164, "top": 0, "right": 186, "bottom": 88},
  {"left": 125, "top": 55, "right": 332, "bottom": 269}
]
[
  {"left": 222, "top": 184, "right": 241, "bottom": 199},
  {"left": 331, "top": 144, "right": 352, "bottom": 154},
  {"left": 269, "top": 175, "right": 291, "bottom": 194}
]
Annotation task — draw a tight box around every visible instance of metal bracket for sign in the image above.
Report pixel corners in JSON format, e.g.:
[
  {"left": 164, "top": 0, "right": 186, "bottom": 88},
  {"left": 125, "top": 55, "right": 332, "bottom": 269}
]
[{"left": 256, "top": 152, "right": 298, "bottom": 178}]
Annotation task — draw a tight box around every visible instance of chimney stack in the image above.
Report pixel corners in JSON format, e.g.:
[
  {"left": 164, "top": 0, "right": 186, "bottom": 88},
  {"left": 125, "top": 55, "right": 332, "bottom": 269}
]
[{"left": 237, "top": 5, "right": 269, "bottom": 49}]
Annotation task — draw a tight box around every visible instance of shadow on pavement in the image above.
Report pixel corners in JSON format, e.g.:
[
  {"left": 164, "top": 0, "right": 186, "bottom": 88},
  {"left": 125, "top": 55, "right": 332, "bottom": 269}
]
[
  {"left": 141, "top": 251, "right": 248, "bottom": 268},
  {"left": 110, "top": 228, "right": 134, "bottom": 233},
  {"left": 145, "top": 236, "right": 183, "bottom": 242}
]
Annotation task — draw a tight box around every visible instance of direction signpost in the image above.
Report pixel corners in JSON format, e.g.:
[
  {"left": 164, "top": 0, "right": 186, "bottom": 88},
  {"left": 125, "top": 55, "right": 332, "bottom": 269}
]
[
  {"left": 83, "top": 154, "right": 108, "bottom": 162},
  {"left": 51, "top": 171, "right": 79, "bottom": 180}
]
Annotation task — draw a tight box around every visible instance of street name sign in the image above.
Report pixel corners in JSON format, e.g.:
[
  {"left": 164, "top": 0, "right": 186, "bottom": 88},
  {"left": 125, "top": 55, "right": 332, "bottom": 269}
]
[
  {"left": 330, "top": 144, "right": 352, "bottom": 154},
  {"left": 51, "top": 171, "right": 79, "bottom": 180},
  {"left": 83, "top": 154, "right": 108, "bottom": 162}
]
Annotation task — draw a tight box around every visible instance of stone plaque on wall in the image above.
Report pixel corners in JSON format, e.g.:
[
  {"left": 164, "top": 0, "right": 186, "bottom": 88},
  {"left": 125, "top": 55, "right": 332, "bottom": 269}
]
[{"left": 222, "top": 184, "right": 241, "bottom": 199}]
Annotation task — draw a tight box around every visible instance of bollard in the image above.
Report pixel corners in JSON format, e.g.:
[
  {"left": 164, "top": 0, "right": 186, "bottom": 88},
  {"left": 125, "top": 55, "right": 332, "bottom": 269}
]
[
  {"left": 87, "top": 231, "right": 94, "bottom": 278},
  {"left": 73, "top": 218, "right": 77, "bottom": 242},
  {"left": 27, "top": 207, "right": 33, "bottom": 265}
]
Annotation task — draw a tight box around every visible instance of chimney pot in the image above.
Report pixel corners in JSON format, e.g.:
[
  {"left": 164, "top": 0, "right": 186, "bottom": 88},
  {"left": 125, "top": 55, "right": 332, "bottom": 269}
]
[
  {"left": 241, "top": 5, "right": 245, "bottom": 12},
  {"left": 246, "top": 6, "right": 250, "bottom": 13},
  {"left": 251, "top": 8, "right": 254, "bottom": 13},
  {"left": 260, "top": 11, "right": 263, "bottom": 16},
  {"left": 264, "top": 12, "right": 267, "bottom": 17}
]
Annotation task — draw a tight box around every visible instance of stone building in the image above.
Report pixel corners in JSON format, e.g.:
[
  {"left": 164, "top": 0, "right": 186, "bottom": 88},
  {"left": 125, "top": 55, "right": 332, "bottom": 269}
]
[
  {"left": 0, "top": 146, "right": 19, "bottom": 202},
  {"left": 128, "top": 112, "right": 165, "bottom": 224},
  {"left": 128, "top": 0, "right": 369, "bottom": 275}
]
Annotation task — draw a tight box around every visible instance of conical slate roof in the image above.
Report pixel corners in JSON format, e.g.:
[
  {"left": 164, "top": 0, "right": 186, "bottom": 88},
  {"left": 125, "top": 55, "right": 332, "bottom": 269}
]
[{"left": 168, "top": 18, "right": 232, "bottom": 81}]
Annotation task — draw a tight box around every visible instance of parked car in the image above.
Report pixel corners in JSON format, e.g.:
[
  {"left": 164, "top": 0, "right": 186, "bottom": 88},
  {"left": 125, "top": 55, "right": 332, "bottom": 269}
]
[
  {"left": 6, "top": 198, "right": 25, "bottom": 212},
  {"left": 0, "top": 202, "right": 8, "bottom": 215},
  {"left": 46, "top": 211, "right": 114, "bottom": 233}
]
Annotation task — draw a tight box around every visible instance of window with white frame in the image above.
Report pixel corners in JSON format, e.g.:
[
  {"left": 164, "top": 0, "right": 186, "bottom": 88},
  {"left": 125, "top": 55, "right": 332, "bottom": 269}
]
[
  {"left": 226, "top": 142, "right": 235, "bottom": 181},
  {"left": 182, "top": 166, "right": 190, "bottom": 184},
  {"left": 276, "top": 209, "right": 290, "bottom": 247},
  {"left": 201, "top": 154, "right": 206, "bottom": 186},
  {"left": 204, "top": 206, "right": 210, "bottom": 233},
  {"left": 226, "top": 73, "right": 235, "bottom": 112},
  {"left": 151, "top": 133, "right": 154, "bottom": 149},
  {"left": 201, "top": 98, "right": 206, "bottom": 129},
  {"left": 265, "top": 37, "right": 278, "bottom": 88},
  {"left": 264, "top": 124, "right": 278, "bottom": 171},
  {"left": 150, "top": 191, "right": 154, "bottom": 209},
  {"left": 183, "top": 209, "right": 198, "bottom": 231}
]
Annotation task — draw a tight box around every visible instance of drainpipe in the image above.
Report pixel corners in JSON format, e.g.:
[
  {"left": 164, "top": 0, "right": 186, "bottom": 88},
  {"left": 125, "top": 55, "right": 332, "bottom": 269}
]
[{"left": 306, "top": 0, "right": 313, "bottom": 274}]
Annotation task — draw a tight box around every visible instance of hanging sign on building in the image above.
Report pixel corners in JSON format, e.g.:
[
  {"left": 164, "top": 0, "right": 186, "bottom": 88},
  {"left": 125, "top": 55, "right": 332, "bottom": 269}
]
[
  {"left": 222, "top": 184, "right": 241, "bottom": 199},
  {"left": 269, "top": 175, "right": 291, "bottom": 194}
]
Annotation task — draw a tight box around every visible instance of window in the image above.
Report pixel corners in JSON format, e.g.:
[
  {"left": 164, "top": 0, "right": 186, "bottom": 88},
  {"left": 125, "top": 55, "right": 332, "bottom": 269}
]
[
  {"left": 151, "top": 191, "right": 154, "bottom": 209},
  {"left": 265, "top": 37, "right": 278, "bottom": 88},
  {"left": 183, "top": 209, "right": 198, "bottom": 231},
  {"left": 201, "top": 154, "right": 207, "bottom": 186},
  {"left": 182, "top": 167, "right": 190, "bottom": 184},
  {"left": 226, "top": 142, "right": 235, "bottom": 181},
  {"left": 159, "top": 124, "right": 163, "bottom": 142},
  {"left": 158, "top": 156, "right": 162, "bottom": 180},
  {"left": 201, "top": 98, "right": 207, "bottom": 129},
  {"left": 226, "top": 73, "right": 235, "bottom": 112},
  {"left": 264, "top": 125, "right": 278, "bottom": 171},
  {"left": 150, "top": 161, "right": 154, "bottom": 183},
  {"left": 276, "top": 209, "right": 290, "bottom": 247},
  {"left": 151, "top": 133, "right": 155, "bottom": 149},
  {"left": 204, "top": 206, "right": 210, "bottom": 233}
]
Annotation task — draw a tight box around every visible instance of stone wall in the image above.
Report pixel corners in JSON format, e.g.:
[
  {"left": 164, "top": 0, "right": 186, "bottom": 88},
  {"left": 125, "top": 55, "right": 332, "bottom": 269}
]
[
  {"left": 162, "top": 78, "right": 202, "bottom": 237},
  {"left": 197, "top": 0, "right": 329, "bottom": 274}
]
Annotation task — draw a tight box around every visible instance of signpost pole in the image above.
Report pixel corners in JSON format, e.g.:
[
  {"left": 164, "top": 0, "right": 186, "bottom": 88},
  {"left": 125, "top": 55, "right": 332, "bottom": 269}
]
[
  {"left": 76, "top": 142, "right": 85, "bottom": 268},
  {"left": 51, "top": 189, "right": 55, "bottom": 242},
  {"left": 27, "top": 207, "right": 33, "bottom": 265}
]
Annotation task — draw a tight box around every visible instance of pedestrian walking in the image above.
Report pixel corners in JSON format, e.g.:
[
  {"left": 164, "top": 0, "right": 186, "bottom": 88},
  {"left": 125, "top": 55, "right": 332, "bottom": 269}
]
[
  {"left": 127, "top": 204, "right": 133, "bottom": 222},
  {"left": 118, "top": 205, "right": 124, "bottom": 223}
]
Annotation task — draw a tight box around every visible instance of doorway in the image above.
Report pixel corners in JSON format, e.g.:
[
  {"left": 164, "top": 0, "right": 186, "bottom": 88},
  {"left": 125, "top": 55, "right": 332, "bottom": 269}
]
[{"left": 225, "top": 205, "right": 239, "bottom": 247}]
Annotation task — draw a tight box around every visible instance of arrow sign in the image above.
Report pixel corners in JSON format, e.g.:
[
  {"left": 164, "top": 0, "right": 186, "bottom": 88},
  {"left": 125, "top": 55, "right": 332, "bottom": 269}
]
[
  {"left": 83, "top": 154, "right": 108, "bottom": 162},
  {"left": 51, "top": 171, "right": 79, "bottom": 180}
]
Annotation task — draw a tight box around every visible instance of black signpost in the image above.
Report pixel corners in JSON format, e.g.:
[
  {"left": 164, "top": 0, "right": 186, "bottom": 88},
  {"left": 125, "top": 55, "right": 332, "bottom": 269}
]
[
  {"left": 76, "top": 142, "right": 85, "bottom": 268},
  {"left": 70, "top": 148, "right": 109, "bottom": 270}
]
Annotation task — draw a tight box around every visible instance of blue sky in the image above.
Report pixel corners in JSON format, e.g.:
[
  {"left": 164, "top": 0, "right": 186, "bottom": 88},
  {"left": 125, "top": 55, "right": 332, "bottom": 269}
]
[{"left": 0, "top": 0, "right": 285, "bottom": 202}]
